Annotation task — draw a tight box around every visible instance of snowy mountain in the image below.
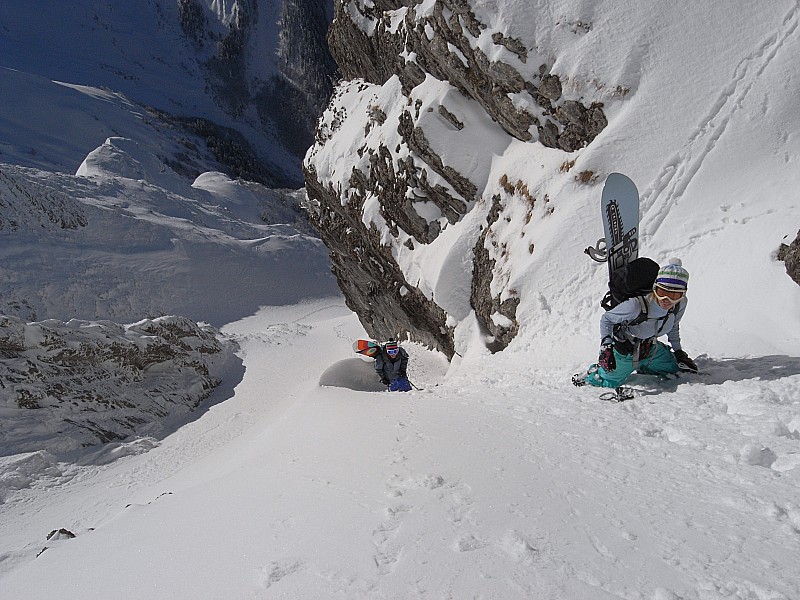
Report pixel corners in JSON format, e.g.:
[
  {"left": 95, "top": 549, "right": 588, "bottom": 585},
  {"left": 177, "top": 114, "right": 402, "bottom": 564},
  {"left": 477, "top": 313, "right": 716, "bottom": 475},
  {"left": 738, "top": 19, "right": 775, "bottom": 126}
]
[
  {"left": 0, "top": 314, "right": 236, "bottom": 457},
  {"left": 1, "top": 0, "right": 336, "bottom": 186},
  {"left": 0, "top": 146, "right": 337, "bottom": 325},
  {"left": 0, "top": 138, "right": 338, "bottom": 454},
  {"left": 305, "top": 0, "right": 800, "bottom": 360},
  {"left": 1, "top": 1, "right": 800, "bottom": 599},
  {"left": 1, "top": 2, "right": 339, "bottom": 480}
]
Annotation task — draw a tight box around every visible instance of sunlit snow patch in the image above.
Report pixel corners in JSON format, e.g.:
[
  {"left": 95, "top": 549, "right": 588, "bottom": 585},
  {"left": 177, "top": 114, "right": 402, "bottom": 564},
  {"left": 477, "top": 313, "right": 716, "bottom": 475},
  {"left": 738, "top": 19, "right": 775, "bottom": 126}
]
[{"left": 318, "top": 358, "right": 387, "bottom": 392}]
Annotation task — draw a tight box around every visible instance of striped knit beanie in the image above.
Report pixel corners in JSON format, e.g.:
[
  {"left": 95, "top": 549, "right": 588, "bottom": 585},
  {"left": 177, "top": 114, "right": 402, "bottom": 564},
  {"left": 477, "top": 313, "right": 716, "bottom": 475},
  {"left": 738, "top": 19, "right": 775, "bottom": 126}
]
[{"left": 655, "top": 258, "right": 689, "bottom": 291}]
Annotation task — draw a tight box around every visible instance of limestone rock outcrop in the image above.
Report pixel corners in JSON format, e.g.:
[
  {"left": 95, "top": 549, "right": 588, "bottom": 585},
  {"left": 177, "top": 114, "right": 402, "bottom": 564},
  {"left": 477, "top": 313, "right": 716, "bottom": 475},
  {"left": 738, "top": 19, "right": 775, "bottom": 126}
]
[
  {"left": 305, "top": 1, "right": 610, "bottom": 356},
  {"left": 779, "top": 229, "right": 800, "bottom": 287},
  {"left": 1, "top": 314, "right": 235, "bottom": 454}
]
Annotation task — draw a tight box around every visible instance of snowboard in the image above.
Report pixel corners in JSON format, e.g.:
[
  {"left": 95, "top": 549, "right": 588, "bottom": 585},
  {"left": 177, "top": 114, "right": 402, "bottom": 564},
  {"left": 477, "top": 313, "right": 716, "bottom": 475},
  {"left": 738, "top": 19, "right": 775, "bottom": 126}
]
[
  {"left": 353, "top": 339, "right": 380, "bottom": 358},
  {"left": 585, "top": 173, "right": 640, "bottom": 279},
  {"left": 579, "top": 173, "right": 642, "bottom": 397}
]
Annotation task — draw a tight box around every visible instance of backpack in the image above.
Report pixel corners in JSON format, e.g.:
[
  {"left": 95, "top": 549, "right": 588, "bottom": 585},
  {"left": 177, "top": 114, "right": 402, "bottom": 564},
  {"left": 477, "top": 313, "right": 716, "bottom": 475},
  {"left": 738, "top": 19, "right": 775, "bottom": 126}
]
[{"left": 601, "top": 257, "right": 660, "bottom": 312}]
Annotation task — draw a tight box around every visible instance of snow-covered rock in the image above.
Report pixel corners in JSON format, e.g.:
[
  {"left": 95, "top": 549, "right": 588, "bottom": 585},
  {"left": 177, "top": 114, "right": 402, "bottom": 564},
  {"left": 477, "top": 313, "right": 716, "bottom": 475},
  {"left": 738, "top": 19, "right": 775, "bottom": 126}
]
[
  {"left": 0, "top": 314, "right": 235, "bottom": 457},
  {"left": 779, "top": 229, "right": 800, "bottom": 286},
  {"left": 306, "top": 1, "right": 610, "bottom": 355},
  {"left": 305, "top": 0, "right": 800, "bottom": 360}
]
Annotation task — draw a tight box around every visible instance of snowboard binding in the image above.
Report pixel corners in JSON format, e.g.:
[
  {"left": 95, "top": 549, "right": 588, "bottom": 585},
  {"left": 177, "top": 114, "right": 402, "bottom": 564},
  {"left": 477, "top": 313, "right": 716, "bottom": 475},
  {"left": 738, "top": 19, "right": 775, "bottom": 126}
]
[
  {"left": 584, "top": 237, "right": 608, "bottom": 262},
  {"left": 599, "top": 387, "right": 636, "bottom": 402}
]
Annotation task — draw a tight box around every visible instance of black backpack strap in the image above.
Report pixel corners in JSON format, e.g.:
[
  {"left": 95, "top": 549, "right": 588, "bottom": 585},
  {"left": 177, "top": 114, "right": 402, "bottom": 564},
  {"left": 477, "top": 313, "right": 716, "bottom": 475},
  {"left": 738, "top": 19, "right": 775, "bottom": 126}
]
[
  {"left": 610, "top": 296, "right": 648, "bottom": 355},
  {"left": 615, "top": 297, "right": 681, "bottom": 365},
  {"left": 600, "top": 290, "right": 613, "bottom": 311},
  {"left": 653, "top": 300, "right": 681, "bottom": 336}
]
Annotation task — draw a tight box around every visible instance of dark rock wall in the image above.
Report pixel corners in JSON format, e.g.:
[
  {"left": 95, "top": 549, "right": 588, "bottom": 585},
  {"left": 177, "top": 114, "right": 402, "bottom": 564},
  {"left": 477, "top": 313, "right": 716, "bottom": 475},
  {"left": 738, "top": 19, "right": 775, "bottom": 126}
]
[
  {"left": 779, "top": 229, "right": 800, "bottom": 286},
  {"left": 304, "top": 164, "right": 455, "bottom": 356},
  {"left": 306, "top": 0, "right": 609, "bottom": 357},
  {"left": 328, "top": 1, "right": 606, "bottom": 150},
  {"left": 178, "top": 0, "right": 338, "bottom": 184}
]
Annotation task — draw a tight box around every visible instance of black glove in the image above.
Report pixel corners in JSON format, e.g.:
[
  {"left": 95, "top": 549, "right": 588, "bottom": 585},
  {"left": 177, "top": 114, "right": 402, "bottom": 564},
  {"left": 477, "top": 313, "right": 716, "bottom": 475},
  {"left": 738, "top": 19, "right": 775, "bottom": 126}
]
[
  {"left": 380, "top": 377, "right": 390, "bottom": 386},
  {"left": 674, "top": 350, "right": 698, "bottom": 372},
  {"left": 598, "top": 343, "right": 616, "bottom": 372}
]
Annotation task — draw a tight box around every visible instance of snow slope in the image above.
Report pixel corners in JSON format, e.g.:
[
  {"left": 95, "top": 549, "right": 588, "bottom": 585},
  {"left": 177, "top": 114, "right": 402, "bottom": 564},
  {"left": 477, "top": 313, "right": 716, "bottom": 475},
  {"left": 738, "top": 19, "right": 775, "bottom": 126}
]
[
  {"left": 0, "top": 67, "right": 183, "bottom": 174},
  {"left": 1, "top": 0, "right": 799, "bottom": 598},
  {"left": 1, "top": 301, "right": 798, "bottom": 599},
  {"left": 0, "top": 1, "right": 335, "bottom": 185},
  {"left": 0, "top": 137, "right": 338, "bottom": 325},
  {"left": 306, "top": 0, "right": 800, "bottom": 361}
]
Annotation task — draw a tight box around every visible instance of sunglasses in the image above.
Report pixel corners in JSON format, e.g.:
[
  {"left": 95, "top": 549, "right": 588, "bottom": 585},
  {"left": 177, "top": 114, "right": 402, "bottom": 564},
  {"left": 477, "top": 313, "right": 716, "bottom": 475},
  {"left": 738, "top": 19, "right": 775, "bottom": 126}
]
[
  {"left": 387, "top": 347, "right": 399, "bottom": 355},
  {"left": 653, "top": 286, "right": 685, "bottom": 305}
]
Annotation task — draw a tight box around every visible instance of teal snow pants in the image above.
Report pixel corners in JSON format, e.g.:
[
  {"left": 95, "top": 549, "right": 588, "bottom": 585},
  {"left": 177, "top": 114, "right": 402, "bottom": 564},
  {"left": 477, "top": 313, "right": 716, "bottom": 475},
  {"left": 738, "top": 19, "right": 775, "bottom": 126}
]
[{"left": 584, "top": 341, "right": 679, "bottom": 388}]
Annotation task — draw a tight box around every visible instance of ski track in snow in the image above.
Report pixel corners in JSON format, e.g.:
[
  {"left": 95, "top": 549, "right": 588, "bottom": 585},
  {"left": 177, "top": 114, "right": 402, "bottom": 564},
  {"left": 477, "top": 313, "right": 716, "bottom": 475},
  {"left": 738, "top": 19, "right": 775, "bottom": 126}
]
[{"left": 640, "top": 2, "right": 800, "bottom": 238}]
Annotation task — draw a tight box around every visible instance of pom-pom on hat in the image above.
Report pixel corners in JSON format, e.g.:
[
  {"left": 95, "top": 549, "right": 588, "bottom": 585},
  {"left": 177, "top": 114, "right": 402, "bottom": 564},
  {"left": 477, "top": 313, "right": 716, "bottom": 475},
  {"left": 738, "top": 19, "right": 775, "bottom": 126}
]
[{"left": 655, "top": 258, "right": 689, "bottom": 292}]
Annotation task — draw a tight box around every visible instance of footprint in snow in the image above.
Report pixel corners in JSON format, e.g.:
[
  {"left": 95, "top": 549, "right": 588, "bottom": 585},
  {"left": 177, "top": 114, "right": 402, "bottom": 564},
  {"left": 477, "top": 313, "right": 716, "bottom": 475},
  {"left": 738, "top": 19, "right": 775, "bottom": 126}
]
[
  {"left": 497, "top": 531, "right": 540, "bottom": 565},
  {"left": 257, "top": 559, "right": 305, "bottom": 589},
  {"left": 372, "top": 503, "right": 412, "bottom": 575},
  {"left": 451, "top": 533, "right": 488, "bottom": 553},
  {"left": 387, "top": 473, "right": 446, "bottom": 495}
]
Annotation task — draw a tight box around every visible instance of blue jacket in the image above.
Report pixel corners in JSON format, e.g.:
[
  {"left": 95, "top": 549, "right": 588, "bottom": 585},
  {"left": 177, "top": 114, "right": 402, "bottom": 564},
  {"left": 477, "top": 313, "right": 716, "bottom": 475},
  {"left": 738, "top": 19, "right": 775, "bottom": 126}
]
[{"left": 600, "top": 295, "right": 686, "bottom": 352}]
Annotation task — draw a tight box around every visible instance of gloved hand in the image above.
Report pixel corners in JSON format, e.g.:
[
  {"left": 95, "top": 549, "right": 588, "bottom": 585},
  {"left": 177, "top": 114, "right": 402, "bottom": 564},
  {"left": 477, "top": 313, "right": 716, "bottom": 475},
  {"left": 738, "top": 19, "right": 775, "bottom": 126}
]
[
  {"left": 674, "top": 349, "right": 698, "bottom": 372},
  {"left": 380, "top": 377, "right": 390, "bottom": 386},
  {"left": 598, "top": 343, "right": 616, "bottom": 372}
]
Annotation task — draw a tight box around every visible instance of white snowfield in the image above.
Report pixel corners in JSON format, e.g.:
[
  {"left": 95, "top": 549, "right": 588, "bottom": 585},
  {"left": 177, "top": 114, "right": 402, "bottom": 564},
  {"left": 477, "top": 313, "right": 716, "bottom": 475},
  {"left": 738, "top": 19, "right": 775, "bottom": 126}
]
[
  {"left": 1, "top": 0, "right": 800, "bottom": 598},
  {"left": 1, "top": 301, "right": 798, "bottom": 600}
]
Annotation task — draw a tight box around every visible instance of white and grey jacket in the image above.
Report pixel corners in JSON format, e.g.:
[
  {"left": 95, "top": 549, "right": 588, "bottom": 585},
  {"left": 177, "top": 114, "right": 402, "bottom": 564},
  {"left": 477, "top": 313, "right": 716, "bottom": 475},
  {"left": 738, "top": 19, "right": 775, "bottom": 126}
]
[{"left": 600, "top": 296, "right": 687, "bottom": 352}]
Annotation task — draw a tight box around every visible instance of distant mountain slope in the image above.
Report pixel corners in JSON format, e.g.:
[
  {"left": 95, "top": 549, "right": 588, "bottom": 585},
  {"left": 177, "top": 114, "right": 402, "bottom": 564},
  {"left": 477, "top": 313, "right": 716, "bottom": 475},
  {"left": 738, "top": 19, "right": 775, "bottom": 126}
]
[
  {"left": 0, "top": 139, "right": 339, "bottom": 325},
  {"left": 0, "top": 2, "right": 341, "bottom": 461},
  {"left": 0, "top": 0, "right": 337, "bottom": 185}
]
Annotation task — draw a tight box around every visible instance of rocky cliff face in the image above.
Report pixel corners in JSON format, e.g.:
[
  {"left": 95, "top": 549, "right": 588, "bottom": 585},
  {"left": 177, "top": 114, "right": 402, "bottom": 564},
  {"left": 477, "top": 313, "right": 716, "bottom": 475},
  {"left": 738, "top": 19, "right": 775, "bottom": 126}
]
[
  {"left": 304, "top": 0, "right": 608, "bottom": 357},
  {"left": 779, "top": 230, "right": 800, "bottom": 287},
  {"left": 0, "top": 315, "right": 235, "bottom": 455},
  {"left": 177, "top": 0, "right": 338, "bottom": 183}
]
